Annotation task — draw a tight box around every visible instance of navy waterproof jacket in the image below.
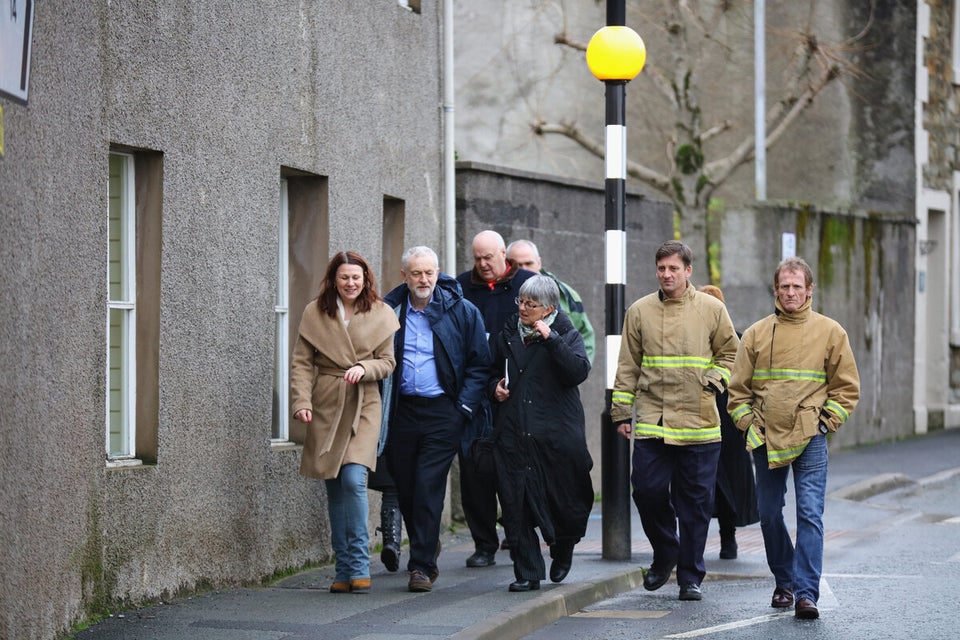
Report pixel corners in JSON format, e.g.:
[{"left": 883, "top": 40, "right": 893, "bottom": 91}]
[{"left": 379, "top": 274, "right": 492, "bottom": 455}]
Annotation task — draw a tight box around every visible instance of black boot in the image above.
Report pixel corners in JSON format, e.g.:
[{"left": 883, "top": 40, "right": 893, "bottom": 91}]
[
  {"left": 378, "top": 494, "right": 402, "bottom": 572},
  {"left": 719, "top": 526, "right": 737, "bottom": 560},
  {"left": 549, "top": 541, "right": 574, "bottom": 583}
]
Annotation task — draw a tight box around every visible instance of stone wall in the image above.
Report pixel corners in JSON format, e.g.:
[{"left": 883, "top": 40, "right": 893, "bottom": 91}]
[{"left": 456, "top": 162, "right": 675, "bottom": 492}]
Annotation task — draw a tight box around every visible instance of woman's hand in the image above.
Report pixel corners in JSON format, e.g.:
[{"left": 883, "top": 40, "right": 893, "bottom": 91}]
[
  {"left": 494, "top": 378, "right": 510, "bottom": 402},
  {"left": 344, "top": 365, "right": 365, "bottom": 384},
  {"left": 294, "top": 409, "right": 313, "bottom": 423},
  {"left": 533, "top": 319, "right": 551, "bottom": 340}
]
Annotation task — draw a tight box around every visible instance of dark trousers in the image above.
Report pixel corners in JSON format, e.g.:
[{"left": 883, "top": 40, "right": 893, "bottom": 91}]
[
  {"left": 386, "top": 395, "right": 462, "bottom": 575},
  {"left": 458, "top": 448, "right": 500, "bottom": 554},
  {"left": 631, "top": 438, "right": 721, "bottom": 586}
]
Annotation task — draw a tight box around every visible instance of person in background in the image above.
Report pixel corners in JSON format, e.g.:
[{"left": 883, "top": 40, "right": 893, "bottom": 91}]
[
  {"left": 489, "top": 275, "right": 594, "bottom": 592},
  {"left": 697, "top": 285, "right": 759, "bottom": 559},
  {"left": 382, "top": 246, "right": 491, "bottom": 592},
  {"left": 455, "top": 230, "right": 534, "bottom": 568},
  {"left": 728, "top": 257, "right": 859, "bottom": 620},
  {"left": 505, "top": 239, "right": 596, "bottom": 364},
  {"left": 612, "top": 241, "right": 739, "bottom": 602},
  {"left": 291, "top": 251, "right": 400, "bottom": 594}
]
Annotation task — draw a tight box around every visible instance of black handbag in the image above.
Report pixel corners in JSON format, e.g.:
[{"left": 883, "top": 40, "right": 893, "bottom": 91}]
[{"left": 469, "top": 436, "right": 497, "bottom": 477}]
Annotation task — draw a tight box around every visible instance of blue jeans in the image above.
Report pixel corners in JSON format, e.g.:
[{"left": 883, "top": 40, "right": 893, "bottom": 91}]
[
  {"left": 325, "top": 463, "right": 369, "bottom": 581},
  {"left": 753, "top": 434, "right": 828, "bottom": 603}
]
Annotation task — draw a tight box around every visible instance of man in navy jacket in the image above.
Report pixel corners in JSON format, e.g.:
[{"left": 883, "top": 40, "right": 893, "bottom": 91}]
[{"left": 382, "top": 246, "right": 491, "bottom": 592}]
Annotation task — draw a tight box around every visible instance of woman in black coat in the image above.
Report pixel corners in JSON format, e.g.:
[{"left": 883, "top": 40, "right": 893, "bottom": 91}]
[
  {"left": 699, "top": 285, "right": 759, "bottom": 558},
  {"left": 489, "top": 275, "right": 595, "bottom": 592}
]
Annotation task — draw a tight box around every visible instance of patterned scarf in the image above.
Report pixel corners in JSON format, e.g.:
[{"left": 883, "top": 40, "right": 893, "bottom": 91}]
[{"left": 518, "top": 308, "right": 558, "bottom": 344}]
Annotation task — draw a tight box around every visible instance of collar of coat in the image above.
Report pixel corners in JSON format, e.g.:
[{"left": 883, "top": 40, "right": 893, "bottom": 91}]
[
  {"left": 470, "top": 258, "right": 523, "bottom": 288},
  {"left": 774, "top": 297, "right": 812, "bottom": 323},
  {"left": 657, "top": 281, "right": 697, "bottom": 302},
  {"left": 384, "top": 273, "right": 464, "bottom": 322}
]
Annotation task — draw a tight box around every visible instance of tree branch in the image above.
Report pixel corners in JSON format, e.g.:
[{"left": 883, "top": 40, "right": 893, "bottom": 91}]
[{"left": 532, "top": 119, "right": 672, "bottom": 192}]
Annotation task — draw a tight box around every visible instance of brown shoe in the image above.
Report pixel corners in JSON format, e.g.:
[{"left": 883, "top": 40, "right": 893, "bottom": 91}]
[
  {"left": 408, "top": 569, "right": 432, "bottom": 592},
  {"left": 350, "top": 578, "right": 370, "bottom": 594},
  {"left": 329, "top": 581, "right": 351, "bottom": 593},
  {"left": 795, "top": 597, "right": 819, "bottom": 619},
  {"left": 771, "top": 586, "right": 794, "bottom": 608}
]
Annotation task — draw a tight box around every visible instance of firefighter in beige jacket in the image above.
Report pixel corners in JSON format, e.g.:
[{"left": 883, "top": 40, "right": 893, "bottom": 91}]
[
  {"left": 612, "top": 241, "right": 739, "bottom": 602},
  {"left": 726, "top": 256, "right": 859, "bottom": 620}
]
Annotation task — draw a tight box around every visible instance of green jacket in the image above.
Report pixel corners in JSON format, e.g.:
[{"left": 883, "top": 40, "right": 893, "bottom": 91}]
[{"left": 542, "top": 269, "right": 595, "bottom": 365}]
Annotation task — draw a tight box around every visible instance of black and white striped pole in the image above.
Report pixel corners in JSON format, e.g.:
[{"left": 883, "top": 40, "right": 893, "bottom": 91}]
[{"left": 585, "top": 5, "right": 646, "bottom": 561}]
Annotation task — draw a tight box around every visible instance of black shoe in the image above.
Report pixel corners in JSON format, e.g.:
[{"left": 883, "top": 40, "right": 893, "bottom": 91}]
[
  {"left": 508, "top": 579, "right": 540, "bottom": 592},
  {"left": 719, "top": 529, "right": 738, "bottom": 560},
  {"left": 466, "top": 551, "right": 496, "bottom": 568},
  {"left": 380, "top": 542, "right": 400, "bottom": 572},
  {"left": 795, "top": 597, "right": 819, "bottom": 619},
  {"left": 642, "top": 563, "right": 675, "bottom": 591},
  {"left": 679, "top": 583, "right": 702, "bottom": 601},
  {"left": 549, "top": 542, "right": 574, "bottom": 583}
]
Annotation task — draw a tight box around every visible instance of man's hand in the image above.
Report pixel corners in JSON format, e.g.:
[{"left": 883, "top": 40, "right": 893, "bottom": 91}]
[{"left": 615, "top": 420, "right": 632, "bottom": 439}]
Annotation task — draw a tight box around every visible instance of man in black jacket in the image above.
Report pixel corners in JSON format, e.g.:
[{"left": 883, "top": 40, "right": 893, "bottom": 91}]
[{"left": 456, "top": 230, "right": 534, "bottom": 568}]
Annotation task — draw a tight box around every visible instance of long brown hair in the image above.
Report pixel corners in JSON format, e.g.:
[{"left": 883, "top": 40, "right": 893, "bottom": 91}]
[{"left": 317, "top": 251, "right": 380, "bottom": 318}]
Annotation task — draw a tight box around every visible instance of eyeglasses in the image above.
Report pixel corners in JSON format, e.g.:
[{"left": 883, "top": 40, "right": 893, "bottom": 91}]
[{"left": 514, "top": 297, "right": 542, "bottom": 310}]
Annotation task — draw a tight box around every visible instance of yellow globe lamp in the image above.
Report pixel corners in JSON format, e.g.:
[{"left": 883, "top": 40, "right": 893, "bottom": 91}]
[{"left": 585, "top": 26, "right": 646, "bottom": 81}]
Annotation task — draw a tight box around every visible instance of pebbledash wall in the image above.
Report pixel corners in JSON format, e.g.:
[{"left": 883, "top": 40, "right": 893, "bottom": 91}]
[
  {"left": 0, "top": 2, "right": 444, "bottom": 639},
  {"left": 456, "top": 163, "right": 919, "bottom": 478}
]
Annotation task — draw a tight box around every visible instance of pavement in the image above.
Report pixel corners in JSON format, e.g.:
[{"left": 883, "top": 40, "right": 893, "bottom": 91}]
[{"left": 73, "top": 428, "right": 960, "bottom": 640}]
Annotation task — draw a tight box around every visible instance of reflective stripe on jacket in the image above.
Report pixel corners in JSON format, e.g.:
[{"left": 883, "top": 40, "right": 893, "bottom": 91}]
[
  {"left": 611, "top": 284, "right": 739, "bottom": 446},
  {"left": 727, "top": 298, "right": 860, "bottom": 468}
]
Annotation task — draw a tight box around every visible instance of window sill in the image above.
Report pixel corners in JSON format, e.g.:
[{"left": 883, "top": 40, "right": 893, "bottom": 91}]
[
  {"left": 270, "top": 440, "right": 301, "bottom": 452},
  {"left": 105, "top": 458, "right": 144, "bottom": 469}
]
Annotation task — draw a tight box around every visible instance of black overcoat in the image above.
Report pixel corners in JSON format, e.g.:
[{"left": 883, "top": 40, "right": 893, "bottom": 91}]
[
  {"left": 714, "top": 388, "right": 760, "bottom": 526},
  {"left": 489, "top": 311, "right": 594, "bottom": 545}
]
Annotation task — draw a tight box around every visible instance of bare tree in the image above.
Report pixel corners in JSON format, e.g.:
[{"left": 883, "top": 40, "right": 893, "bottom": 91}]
[{"left": 532, "top": 0, "right": 874, "bottom": 274}]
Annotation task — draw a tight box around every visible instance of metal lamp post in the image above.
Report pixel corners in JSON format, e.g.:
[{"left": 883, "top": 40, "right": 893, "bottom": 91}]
[{"left": 585, "top": 6, "right": 646, "bottom": 561}]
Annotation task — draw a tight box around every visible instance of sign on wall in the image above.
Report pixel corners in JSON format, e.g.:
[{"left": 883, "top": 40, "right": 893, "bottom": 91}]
[{"left": 1, "top": 0, "right": 34, "bottom": 103}]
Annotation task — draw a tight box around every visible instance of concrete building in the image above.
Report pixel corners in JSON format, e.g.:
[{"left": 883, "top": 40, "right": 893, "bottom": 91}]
[{"left": 0, "top": 2, "right": 447, "bottom": 638}]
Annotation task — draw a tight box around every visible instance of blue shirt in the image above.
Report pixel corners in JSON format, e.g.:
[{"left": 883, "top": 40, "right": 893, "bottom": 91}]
[{"left": 399, "top": 296, "right": 444, "bottom": 398}]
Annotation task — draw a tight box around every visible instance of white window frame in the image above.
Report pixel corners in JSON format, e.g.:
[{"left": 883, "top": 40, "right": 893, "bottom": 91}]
[
  {"left": 952, "top": 0, "right": 960, "bottom": 84},
  {"left": 106, "top": 152, "right": 137, "bottom": 461},
  {"left": 272, "top": 179, "right": 291, "bottom": 443}
]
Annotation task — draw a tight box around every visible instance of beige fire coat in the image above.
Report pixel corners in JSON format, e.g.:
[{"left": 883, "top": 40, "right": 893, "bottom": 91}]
[
  {"left": 727, "top": 298, "right": 860, "bottom": 468},
  {"left": 611, "top": 284, "right": 739, "bottom": 445}
]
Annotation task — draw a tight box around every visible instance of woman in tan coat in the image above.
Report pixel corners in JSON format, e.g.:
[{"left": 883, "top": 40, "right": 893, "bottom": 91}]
[{"left": 291, "top": 251, "right": 400, "bottom": 594}]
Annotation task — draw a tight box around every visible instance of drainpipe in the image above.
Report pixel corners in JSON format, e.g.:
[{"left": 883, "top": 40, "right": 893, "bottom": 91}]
[{"left": 442, "top": 0, "right": 456, "bottom": 274}]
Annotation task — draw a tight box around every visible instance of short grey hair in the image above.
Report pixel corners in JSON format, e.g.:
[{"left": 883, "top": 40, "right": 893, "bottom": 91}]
[
  {"left": 401, "top": 246, "right": 439, "bottom": 270},
  {"left": 518, "top": 274, "right": 560, "bottom": 309},
  {"left": 506, "top": 239, "right": 540, "bottom": 258}
]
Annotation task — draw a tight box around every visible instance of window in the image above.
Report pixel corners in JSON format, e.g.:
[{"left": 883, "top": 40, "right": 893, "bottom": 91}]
[
  {"left": 106, "top": 149, "right": 161, "bottom": 465},
  {"left": 107, "top": 153, "right": 136, "bottom": 459},
  {"left": 381, "top": 196, "right": 406, "bottom": 291},
  {"left": 273, "top": 170, "right": 328, "bottom": 445}
]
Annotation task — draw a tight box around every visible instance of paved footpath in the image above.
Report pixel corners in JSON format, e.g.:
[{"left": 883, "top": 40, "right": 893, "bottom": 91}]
[{"left": 74, "top": 428, "right": 960, "bottom": 640}]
